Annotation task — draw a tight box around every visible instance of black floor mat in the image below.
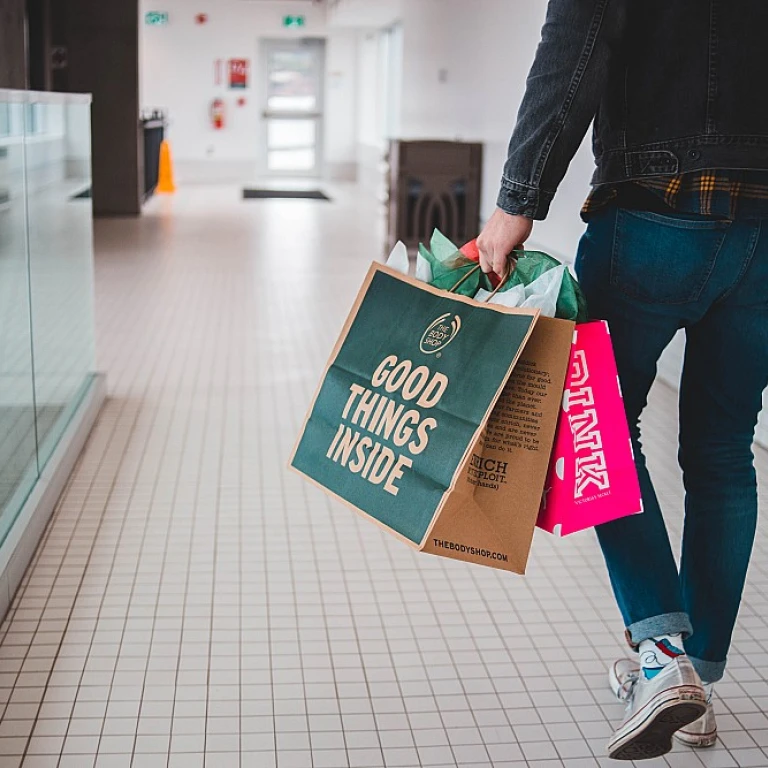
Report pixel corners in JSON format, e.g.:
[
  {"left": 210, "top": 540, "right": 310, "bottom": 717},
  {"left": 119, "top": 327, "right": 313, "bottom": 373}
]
[{"left": 243, "top": 188, "right": 331, "bottom": 201}]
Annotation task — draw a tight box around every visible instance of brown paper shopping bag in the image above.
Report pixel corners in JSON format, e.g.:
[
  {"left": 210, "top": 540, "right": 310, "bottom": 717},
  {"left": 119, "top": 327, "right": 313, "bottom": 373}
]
[
  {"left": 422, "top": 317, "right": 575, "bottom": 572},
  {"left": 291, "top": 264, "right": 574, "bottom": 573}
]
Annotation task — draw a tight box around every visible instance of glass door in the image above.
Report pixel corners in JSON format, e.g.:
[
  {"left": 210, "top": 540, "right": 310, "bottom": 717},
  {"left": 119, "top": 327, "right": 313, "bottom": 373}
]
[{"left": 262, "top": 39, "right": 325, "bottom": 175}]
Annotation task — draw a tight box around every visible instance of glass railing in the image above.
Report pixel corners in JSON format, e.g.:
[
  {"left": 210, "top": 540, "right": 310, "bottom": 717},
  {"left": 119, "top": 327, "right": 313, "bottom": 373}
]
[{"left": 0, "top": 89, "right": 95, "bottom": 546}]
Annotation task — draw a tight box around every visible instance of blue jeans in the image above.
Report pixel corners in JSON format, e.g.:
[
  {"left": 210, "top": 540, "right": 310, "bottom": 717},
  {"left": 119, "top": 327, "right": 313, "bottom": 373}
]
[{"left": 575, "top": 207, "right": 768, "bottom": 683}]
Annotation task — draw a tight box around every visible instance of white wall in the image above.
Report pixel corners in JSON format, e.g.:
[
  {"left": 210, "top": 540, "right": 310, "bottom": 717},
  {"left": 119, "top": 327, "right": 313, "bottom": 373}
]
[
  {"left": 140, "top": 0, "right": 358, "bottom": 183},
  {"left": 328, "top": 0, "right": 403, "bottom": 28},
  {"left": 356, "top": 33, "right": 380, "bottom": 149},
  {"left": 354, "top": 30, "right": 386, "bottom": 197},
  {"left": 324, "top": 30, "right": 358, "bottom": 180},
  {"left": 354, "top": 24, "right": 404, "bottom": 199}
]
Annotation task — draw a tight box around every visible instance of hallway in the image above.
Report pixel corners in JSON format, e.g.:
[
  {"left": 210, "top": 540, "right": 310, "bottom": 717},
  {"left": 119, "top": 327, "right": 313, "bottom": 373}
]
[{"left": 0, "top": 186, "right": 766, "bottom": 768}]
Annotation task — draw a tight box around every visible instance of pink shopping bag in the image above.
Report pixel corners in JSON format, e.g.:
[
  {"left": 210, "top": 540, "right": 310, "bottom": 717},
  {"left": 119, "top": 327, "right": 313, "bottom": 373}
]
[{"left": 537, "top": 320, "right": 643, "bottom": 536}]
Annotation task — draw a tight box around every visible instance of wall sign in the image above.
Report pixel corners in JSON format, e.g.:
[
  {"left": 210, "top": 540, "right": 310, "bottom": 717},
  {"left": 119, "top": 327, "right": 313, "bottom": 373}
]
[
  {"left": 283, "top": 15, "right": 305, "bottom": 28},
  {"left": 145, "top": 11, "right": 169, "bottom": 25},
  {"left": 228, "top": 59, "right": 249, "bottom": 89}
]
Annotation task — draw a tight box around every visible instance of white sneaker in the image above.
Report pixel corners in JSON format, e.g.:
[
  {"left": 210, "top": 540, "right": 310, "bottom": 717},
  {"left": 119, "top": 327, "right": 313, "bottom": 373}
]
[
  {"left": 674, "top": 700, "right": 717, "bottom": 748},
  {"left": 606, "top": 656, "right": 707, "bottom": 761},
  {"left": 610, "top": 659, "right": 718, "bottom": 748}
]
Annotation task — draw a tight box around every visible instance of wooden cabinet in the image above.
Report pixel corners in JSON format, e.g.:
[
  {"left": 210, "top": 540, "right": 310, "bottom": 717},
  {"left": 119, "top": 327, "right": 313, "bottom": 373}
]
[{"left": 387, "top": 140, "right": 483, "bottom": 251}]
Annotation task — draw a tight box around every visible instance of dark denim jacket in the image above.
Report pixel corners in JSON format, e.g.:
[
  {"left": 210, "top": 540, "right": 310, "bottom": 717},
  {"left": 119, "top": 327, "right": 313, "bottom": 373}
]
[{"left": 499, "top": 0, "right": 768, "bottom": 220}]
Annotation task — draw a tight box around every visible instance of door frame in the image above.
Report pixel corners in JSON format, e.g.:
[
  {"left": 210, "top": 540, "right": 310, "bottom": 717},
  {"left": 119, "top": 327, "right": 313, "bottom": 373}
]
[{"left": 257, "top": 37, "right": 326, "bottom": 179}]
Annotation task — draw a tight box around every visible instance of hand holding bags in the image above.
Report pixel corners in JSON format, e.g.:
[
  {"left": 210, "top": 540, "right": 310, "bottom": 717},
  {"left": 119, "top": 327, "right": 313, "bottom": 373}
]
[{"left": 291, "top": 231, "right": 643, "bottom": 573}]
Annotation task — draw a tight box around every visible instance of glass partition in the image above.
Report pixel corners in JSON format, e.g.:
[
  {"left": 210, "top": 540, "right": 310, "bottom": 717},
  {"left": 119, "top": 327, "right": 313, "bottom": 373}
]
[
  {"left": 0, "top": 90, "right": 95, "bottom": 546},
  {"left": 0, "top": 91, "right": 37, "bottom": 526},
  {"left": 26, "top": 95, "right": 96, "bottom": 467}
]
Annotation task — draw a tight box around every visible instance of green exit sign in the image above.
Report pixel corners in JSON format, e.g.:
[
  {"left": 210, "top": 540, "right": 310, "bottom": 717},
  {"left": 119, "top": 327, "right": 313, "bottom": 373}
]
[
  {"left": 145, "top": 11, "right": 169, "bottom": 26},
  {"left": 283, "top": 15, "right": 306, "bottom": 28}
]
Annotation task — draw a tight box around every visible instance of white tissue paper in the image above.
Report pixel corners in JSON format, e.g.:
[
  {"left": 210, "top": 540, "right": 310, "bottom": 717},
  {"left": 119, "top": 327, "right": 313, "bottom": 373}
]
[
  {"left": 385, "top": 241, "right": 434, "bottom": 283},
  {"left": 474, "top": 265, "right": 566, "bottom": 318},
  {"left": 415, "top": 252, "right": 433, "bottom": 283},
  {"left": 385, "top": 241, "right": 409, "bottom": 275}
]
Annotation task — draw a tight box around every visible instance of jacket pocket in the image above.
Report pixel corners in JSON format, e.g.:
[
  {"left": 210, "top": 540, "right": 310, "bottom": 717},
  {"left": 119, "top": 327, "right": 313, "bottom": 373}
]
[{"left": 610, "top": 209, "right": 730, "bottom": 305}]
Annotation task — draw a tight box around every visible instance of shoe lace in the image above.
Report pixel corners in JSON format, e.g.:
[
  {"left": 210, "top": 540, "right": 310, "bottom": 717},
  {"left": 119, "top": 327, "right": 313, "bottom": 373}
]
[{"left": 618, "top": 670, "right": 639, "bottom": 702}]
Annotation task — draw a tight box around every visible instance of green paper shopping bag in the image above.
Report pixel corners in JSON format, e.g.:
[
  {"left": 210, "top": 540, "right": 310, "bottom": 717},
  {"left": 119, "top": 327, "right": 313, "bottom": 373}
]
[{"left": 290, "top": 263, "right": 574, "bottom": 573}]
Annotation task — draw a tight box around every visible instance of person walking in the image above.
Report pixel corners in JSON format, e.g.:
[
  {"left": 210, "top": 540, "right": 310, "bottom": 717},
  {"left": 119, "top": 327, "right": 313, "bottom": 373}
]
[{"left": 477, "top": 0, "right": 768, "bottom": 760}]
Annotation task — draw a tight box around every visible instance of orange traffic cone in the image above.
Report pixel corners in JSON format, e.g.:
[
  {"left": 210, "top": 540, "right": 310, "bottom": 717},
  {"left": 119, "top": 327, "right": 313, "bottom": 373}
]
[{"left": 156, "top": 140, "right": 176, "bottom": 193}]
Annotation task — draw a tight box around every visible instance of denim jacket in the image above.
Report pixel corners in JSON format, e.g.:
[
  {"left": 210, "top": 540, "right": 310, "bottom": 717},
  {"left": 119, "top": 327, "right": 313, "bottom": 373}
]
[{"left": 499, "top": 0, "right": 768, "bottom": 220}]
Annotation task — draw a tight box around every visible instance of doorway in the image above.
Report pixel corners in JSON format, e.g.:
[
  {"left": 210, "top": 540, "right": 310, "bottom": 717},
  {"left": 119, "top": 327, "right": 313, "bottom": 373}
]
[{"left": 260, "top": 38, "right": 325, "bottom": 176}]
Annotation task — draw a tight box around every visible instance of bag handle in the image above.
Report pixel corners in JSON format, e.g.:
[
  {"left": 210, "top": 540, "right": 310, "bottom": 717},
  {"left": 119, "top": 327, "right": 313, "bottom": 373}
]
[
  {"left": 449, "top": 256, "right": 517, "bottom": 301},
  {"left": 449, "top": 263, "right": 482, "bottom": 293}
]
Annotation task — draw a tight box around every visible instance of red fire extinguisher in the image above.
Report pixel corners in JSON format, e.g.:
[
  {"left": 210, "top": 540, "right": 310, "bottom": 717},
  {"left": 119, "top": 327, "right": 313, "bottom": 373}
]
[{"left": 211, "top": 98, "right": 225, "bottom": 130}]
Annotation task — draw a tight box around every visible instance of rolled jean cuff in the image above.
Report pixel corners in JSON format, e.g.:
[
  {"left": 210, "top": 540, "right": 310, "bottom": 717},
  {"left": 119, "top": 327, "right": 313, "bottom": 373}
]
[
  {"left": 626, "top": 612, "right": 693, "bottom": 646},
  {"left": 688, "top": 655, "right": 726, "bottom": 684}
]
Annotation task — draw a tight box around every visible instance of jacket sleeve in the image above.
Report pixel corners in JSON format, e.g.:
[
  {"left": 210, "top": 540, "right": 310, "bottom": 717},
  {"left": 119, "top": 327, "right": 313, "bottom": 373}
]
[{"left": 497, "top": 0, "right": 629, "bottom": 220}]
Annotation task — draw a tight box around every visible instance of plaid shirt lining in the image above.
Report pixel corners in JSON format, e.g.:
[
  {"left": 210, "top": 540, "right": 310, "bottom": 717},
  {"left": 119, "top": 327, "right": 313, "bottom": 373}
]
[{"left": 582, "top": 170, "right": 768, "bottom": 220}]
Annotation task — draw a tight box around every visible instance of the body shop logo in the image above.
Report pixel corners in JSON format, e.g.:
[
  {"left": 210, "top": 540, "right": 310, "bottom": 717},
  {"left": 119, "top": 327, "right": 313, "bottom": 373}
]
[{"left": 420, "top": 313, "right": 461, "bottom": 355}]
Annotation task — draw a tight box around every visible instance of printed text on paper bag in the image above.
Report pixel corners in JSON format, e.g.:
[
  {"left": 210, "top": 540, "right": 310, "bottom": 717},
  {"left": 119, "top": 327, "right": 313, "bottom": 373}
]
[
  {"left": 567, "top": 349, "right": 609, "bottom": 500},
  {"left": 326, "top": 356, "right": 447, "bottom": 497},
  {"left": 470, "top": 359, "right": 550, "bottom": 491}
]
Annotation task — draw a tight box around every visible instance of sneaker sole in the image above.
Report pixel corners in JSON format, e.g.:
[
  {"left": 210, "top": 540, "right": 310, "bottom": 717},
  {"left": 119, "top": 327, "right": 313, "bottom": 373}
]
[
  {"left": 674, "top": 729, "right": 718, "bottom": 748},
  {"left": 608, "top": 689, "right": 707, "bottom": 761}
]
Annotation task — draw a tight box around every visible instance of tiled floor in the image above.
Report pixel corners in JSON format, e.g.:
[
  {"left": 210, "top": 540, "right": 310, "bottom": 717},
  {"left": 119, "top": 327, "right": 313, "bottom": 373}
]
[{"left": 0, "top": 185, "right": 767, "bottom": 768}]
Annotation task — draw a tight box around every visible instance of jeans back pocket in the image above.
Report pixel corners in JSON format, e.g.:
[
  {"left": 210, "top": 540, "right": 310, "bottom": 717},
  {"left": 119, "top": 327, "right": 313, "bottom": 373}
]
[{"left": 610, "top": 209, "right": 730, "bottom": 305}]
